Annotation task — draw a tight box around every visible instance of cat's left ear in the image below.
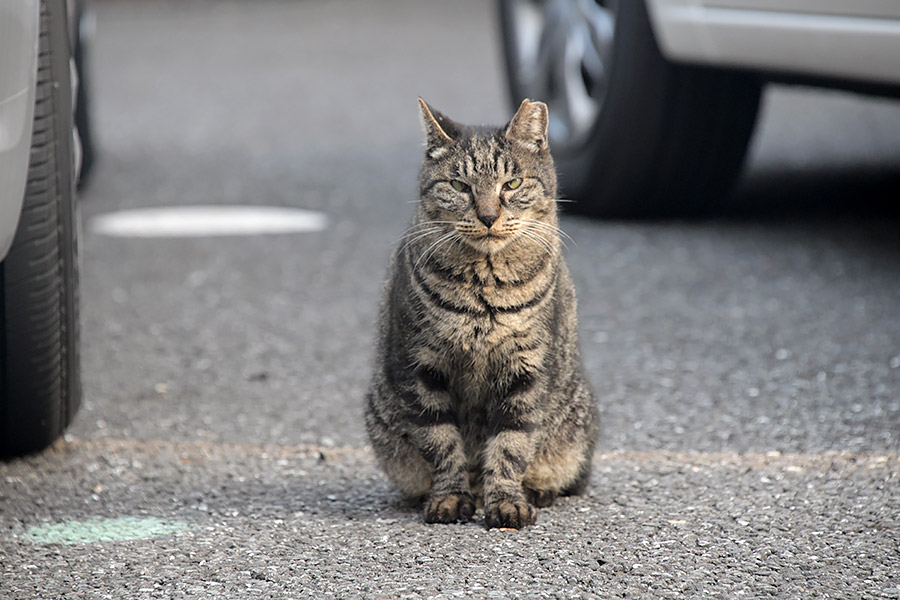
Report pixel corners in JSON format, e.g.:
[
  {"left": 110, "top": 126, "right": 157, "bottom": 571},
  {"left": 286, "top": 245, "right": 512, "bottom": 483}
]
[
  {"left": 418, "top": 98, "right": 460, "bottom": 160},
  {"left": 505, "top": 99, "right": 549, "bottom": 153}
]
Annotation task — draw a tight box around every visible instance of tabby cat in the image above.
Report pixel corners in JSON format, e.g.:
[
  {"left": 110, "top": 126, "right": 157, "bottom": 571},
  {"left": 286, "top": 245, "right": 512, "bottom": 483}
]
[{"left": 364, "top": 98, "right": 598, "bottom": 529}]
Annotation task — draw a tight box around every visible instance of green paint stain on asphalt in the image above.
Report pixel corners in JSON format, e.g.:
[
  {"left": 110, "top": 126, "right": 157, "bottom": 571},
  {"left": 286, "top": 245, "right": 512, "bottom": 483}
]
[{"left": 25, "top": 517, "right": 189, "bottom": 545}]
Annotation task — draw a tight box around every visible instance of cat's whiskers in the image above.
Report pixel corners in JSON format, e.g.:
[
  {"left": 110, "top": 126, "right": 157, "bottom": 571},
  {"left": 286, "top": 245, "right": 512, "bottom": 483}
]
[
  {"left": 507, "top": 217, "right": 549, "bottom": 246},
  {"left": 398, "top": 225, "right": 446, "bottom": 241},
  {"left": 399, "top": 229, "right": 444, "bottom": 254},
  {"left": 396, "top": 221, "right": 459, "bottom": 252},
  {"left": 453, "top": 220, "right": 481, "bottom": 236},
  {"left": 424, "top": 231, "right": 463, "bottom": 268},
  {"left": 517, "top": 227, "right": 555, "bottom": 257},
  {"left": 414, "top": 230, "right": 462, "bottom": 270},
  {"left": 521, "top": 218, "right": 575, "bottom": 249},
  {"left": 521, "top": 217, "right": 571, "bottom": 240},
  {"left": 399, "top": 220, "right": 457, "bottom": 237}
]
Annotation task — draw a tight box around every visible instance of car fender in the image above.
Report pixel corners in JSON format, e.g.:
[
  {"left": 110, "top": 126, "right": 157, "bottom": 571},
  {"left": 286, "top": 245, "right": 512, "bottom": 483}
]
[{"left": 0, "top": 0, "right": 40, "bottom": 260}]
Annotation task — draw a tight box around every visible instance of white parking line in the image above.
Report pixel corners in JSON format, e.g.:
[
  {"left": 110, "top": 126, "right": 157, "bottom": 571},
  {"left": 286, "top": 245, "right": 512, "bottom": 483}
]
[{"left": 90, "top": 205, "right": 328, "bottom": 238}]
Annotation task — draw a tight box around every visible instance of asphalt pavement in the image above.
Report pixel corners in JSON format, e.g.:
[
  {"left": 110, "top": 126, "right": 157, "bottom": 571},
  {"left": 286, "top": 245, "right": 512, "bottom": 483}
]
[{"left": 2, "top": 0, "right": 899, "bottom": 598}]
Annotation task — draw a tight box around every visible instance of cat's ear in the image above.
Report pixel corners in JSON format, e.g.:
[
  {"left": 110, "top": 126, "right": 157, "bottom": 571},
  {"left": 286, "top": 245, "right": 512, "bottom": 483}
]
[
  {"left": 505, "top": 99, "right": 549, "bottom": 153},
  {"left": 418, "top": 98, "right": 460, "bottom": 160}
]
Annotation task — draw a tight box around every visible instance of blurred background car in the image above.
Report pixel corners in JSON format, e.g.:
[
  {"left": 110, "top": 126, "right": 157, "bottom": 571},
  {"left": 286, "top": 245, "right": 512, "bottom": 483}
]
[
  {"left": 498, "top": 0, "right": 900, "bottom": 217},
  {"left": 0, "top": 0, "right": 93, "bottom": 456}
]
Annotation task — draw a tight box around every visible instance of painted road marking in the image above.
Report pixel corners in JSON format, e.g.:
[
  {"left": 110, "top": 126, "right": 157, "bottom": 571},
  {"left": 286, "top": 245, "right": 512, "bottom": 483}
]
[
  {"left": 24, "top": 517, "right": 190, "bottom": 545},
  {"left": 91, "top": 205, "right": 328, "bottom": 238}
]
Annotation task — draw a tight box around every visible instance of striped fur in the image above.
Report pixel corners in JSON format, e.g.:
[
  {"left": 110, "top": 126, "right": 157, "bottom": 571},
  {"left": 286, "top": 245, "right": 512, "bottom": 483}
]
[{"left": 365, "top": 99, "right": 599, "bottom": 529}]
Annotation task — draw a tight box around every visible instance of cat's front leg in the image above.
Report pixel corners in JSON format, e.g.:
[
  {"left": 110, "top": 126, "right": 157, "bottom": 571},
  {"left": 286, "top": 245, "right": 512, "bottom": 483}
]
[
  {"left": 482, "top": 430, "right": 537, "bottom": 529},
  {"left": 418, "top": 421, "right": 475, "bottom": 524},
  {"left": 481, "top": 374, "right": 543, "bottom": 529},
  {"left": 410, "top": 366, "right": 475, "bottom": 524}
]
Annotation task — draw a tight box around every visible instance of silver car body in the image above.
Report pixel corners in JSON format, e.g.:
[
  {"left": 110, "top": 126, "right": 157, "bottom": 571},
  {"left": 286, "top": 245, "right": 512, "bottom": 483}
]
[
  {"left": 646, "top": 0, "right": 900, "bottom": 85},
  {"left": 0, "top": 0, "right": 40, "bottom": 259}
]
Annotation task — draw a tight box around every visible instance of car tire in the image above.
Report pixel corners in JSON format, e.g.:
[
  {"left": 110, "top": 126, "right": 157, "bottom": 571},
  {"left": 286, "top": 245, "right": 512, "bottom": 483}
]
[
  {"left": 1, "top": 0, "right": 81, "bottom": 457},
  {"left": 498, "top": 0, "right": 763, "bottom": 217}
]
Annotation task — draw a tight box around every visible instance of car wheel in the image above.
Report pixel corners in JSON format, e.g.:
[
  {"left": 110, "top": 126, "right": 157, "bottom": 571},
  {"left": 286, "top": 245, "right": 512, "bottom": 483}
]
[
  {"left": 498, "top": 0, "right": 763, "bottom": 217},
  {"left": 1, "top": 0, "right": 81, "bottom": 456}
]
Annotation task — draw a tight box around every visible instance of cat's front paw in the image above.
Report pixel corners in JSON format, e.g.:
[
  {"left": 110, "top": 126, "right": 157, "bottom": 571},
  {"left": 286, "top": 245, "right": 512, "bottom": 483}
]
[
  {"left": 525, "top": 487, "right": 558, "bottom": 508},
  {"left": 424, "top": 493, "right": 476, "bottom": 524},
  {"left": 484, "top": 498, "right": 537, "bottom": 530}
]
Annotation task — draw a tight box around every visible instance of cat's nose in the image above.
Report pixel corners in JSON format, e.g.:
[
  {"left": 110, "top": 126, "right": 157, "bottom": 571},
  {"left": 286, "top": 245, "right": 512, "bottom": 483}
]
[
  {"left": 475, "top": 196, "right": 500, "bottom": 229},
  {"left": 478, "top": 213, "right": 499, "bottom": 229}
]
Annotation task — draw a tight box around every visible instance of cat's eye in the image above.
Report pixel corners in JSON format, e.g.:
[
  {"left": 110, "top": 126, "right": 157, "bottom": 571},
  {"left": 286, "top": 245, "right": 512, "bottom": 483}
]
[
  {"left": 450, "top": 180, "right": 470, "bottom": 193},
  {"left": 504, "top": 178, "right": 523, "bottom": 190}
]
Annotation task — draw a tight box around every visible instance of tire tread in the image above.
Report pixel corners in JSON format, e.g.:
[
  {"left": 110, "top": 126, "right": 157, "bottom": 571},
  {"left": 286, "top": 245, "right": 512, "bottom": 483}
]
[{"left": 1, "top": 0, "right": 80, "bottom": 457}]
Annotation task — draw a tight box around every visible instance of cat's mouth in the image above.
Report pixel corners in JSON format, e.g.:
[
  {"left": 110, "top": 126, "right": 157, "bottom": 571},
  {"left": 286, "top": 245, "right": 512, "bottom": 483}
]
[
  {"left": 453, "top": 223, "right": 518, "bottom": 253},
  {"left": 462, "top": 229, "right": 518, "bottom": 254},
  {"left": 471, "top": 231, "right": 514, "bottom": 247}
]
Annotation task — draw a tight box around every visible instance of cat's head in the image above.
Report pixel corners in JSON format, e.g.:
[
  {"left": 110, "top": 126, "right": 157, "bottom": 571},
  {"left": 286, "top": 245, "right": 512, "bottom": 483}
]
[{"left": 416, "top": 98, "right": 559, "bottom": 255}]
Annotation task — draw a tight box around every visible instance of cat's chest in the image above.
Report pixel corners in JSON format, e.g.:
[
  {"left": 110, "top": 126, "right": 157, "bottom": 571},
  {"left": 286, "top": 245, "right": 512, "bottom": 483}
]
[
  {"left": 429, "top": 290, "right": 523, "bottom": 353},
  {"left": 421, "top": 256, "right": 554, "bottom": 352}
]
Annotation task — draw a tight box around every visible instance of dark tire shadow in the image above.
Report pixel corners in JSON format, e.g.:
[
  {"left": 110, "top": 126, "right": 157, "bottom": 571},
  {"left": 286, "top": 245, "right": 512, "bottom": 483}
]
[{"left": 726, "top": 164, "right": 900, "bottom": 219}]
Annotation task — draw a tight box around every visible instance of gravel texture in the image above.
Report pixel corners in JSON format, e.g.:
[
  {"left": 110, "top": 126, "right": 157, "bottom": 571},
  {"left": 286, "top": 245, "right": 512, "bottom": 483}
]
[{"left": 3, "top": 440, "right": 898, "bottom": 599}]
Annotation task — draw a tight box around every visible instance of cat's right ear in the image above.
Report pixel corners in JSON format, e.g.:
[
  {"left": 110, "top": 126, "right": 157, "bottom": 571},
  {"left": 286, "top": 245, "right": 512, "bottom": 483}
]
[{"left": 418, "top": 98, "right": 459, "bottom": 160}]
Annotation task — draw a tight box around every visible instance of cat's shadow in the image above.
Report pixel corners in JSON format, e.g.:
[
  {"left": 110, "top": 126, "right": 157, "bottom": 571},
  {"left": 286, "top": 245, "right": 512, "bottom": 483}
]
[
  {"left": 183, "top": 471, "right": 417, "bottom": 524},
  {"left": 183, "top": 466, "right": 595, "bottom": 528}
]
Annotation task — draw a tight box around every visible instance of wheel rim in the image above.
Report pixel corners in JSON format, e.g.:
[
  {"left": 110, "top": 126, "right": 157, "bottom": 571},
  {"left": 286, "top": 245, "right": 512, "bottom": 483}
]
[{"left": 507, "top": 0, "right": 615, "bottom": 151}]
